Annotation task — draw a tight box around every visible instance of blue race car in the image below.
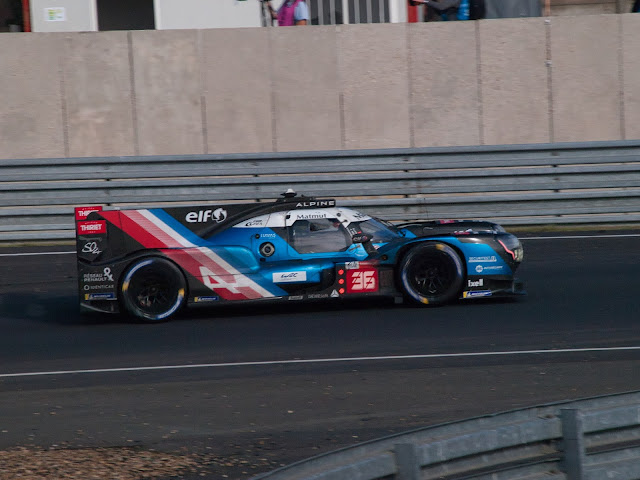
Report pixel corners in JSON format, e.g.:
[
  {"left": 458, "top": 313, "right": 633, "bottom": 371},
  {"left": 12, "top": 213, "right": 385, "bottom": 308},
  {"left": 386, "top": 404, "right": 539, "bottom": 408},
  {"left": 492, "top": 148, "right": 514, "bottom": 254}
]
[{"left": 75, "top": 190, "right": 524, "bottom": 322}]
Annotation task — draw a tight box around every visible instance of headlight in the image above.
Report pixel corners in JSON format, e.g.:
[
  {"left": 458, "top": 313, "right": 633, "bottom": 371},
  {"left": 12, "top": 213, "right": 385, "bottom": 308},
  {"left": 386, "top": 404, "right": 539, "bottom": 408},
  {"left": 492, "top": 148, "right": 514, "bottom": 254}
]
[
  {"left": 497, "top": 234, "right": 524, "bottom": 263},
  {"left": 513, "top": 245, "right": 524, "bottom": 262}
]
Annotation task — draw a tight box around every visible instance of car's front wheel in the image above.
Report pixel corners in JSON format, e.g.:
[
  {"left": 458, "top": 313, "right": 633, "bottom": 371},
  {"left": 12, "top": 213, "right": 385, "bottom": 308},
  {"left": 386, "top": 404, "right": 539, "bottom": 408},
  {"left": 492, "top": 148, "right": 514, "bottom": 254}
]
[
  {"left": 399, "top": 242, "right": 464, "bottom": 305},
  {"left": 120, "top": 257, "right": 186, "bottom": 322}
]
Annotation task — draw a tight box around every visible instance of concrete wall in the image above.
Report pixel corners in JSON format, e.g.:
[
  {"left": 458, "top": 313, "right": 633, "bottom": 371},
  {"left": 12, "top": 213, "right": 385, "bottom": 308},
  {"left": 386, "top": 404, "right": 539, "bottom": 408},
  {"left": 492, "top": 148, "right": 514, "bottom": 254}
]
[
  {"left": 1, "top": 14, "right": 639, "bottom": 160},
  {"left": 63, "top": 31, "right": 135, "bottom": 157},
  {"left": 551, "top": 15, "right": 622, "bottom": 142},
  {"left": 480, "top": 18, "right": 550, "bottom": 145},
  {"left": 410, "top": 21, "right": 479, "bottom": 147},
  {"left": 0, "top": 33, "right": 66, "bottom": 159}
]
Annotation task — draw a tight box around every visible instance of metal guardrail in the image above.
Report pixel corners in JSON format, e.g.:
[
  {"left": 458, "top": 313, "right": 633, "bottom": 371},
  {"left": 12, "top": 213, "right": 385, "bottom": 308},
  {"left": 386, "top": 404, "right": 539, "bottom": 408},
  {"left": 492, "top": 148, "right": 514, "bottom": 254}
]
[
  {"left": 250, "top": 390, "right": 640, "bottom": 480},
  {"left": 1, "top": 140, "right": 640, "bottom": 241}
]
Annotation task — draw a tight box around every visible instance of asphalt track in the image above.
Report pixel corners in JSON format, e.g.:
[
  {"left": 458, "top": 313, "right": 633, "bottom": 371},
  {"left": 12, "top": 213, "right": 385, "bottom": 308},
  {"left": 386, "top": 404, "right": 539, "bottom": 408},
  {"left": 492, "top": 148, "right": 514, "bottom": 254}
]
[{"left": 0, "top": 232, "right": 639, "bottom": 478}]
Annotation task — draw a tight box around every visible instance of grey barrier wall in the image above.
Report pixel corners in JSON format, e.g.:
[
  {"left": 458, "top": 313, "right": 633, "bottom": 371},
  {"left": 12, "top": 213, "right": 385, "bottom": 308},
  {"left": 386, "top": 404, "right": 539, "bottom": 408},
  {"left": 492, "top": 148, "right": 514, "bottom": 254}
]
[
  {"left": 0, "top": 14, "right": 639, "bottom": 161},
  {"left": 249, "top": 390, "right": 640, "bottom": 480},
  {"left": 1, "top": 140, "right": 639, "bottom": 242}
]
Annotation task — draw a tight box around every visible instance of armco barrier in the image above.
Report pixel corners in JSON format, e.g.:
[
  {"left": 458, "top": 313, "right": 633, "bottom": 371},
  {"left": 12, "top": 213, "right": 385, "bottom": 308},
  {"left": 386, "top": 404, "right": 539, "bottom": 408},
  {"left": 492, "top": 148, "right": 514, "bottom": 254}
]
[
  {"left": 250, "top": 391, "right": 640, "bottom": 480},
  {"left": 1, "top": 140, "right": 640, "bottom": 241}
]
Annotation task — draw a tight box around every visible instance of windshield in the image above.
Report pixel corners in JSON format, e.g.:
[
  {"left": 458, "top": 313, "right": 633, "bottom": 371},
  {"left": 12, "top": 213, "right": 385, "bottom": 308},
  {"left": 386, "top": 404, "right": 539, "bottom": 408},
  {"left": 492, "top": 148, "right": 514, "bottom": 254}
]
[{"left": 358, "top": 218, "right": 401, "bottom": 243}]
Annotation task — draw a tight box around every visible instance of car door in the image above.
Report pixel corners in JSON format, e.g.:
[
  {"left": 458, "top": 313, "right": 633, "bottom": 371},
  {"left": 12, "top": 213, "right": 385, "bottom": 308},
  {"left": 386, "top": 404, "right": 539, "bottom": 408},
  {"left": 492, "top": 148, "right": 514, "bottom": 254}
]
[{"left": 269, "top": 210, "right": 363, "bottom": 292}]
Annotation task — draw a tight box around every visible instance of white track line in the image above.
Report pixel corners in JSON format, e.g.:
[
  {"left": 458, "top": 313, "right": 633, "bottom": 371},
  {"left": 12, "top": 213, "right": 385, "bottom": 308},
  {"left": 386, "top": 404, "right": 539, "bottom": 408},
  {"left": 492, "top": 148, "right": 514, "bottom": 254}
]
[
  {"left": 2, "top": 346, "right": 640, "bottom": 379},
  {"left": 522, "top": 234, "right": 640, "bottom": 240},
  {"left": 0, "top": 251, "right": 75, "bottom": 257}
]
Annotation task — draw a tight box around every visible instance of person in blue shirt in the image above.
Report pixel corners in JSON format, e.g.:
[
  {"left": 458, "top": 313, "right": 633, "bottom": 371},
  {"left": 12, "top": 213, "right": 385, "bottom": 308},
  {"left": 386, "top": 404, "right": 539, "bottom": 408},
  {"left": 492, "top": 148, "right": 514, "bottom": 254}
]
[{"left": 412, "top": 0, "right": 461, "bottom": 21}]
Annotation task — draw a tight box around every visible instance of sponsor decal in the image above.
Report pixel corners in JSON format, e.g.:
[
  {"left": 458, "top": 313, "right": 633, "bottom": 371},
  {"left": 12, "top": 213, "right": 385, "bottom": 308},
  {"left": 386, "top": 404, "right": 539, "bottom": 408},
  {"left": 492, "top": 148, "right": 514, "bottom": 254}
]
[
  {"left": 272, "top": 271, "right": 307, "bottom": 283},
  {"left": 288, "top": 295, "right": 304, "bottom": 301},
  {"left": 194, "top": 296, "right": 220, "bottom": 303},
  {"left": 345, "top": 261, "right": 360, "bottom": 270},
  {"left": 83, "top": 284, "right": 115, "bottom": 291},
  {"left": 260, "top": 233, "right": 277, "bottom": 238},
  {"left": 347, "top": 268, "right": 378, "bottom": 293},
  {"left": 351, "top": 212, "right": 369, "bottom": 220},
  {"left": 476, "top": 265, "right": 504, "bottom": 273},
  {"left": 330, "top": 289, "right": 340, "bottom": 298},
  {"left": 83, "top": 267, "right": 114, "bottom": 283},
  {"left": 463, "top": 290, "right": 492, "bottom": 298},
  {"left": 295, "top": 213, "right": 327, "bottom": 220},
  {"left": 295, "top": 200, "right": 335, "bottom": 208},
  {"left": 185, "top": 208, "right": 227, "bottom": 223},
  {"left": 77, "top": 220, "right": 106, "bottom": 235},
  {"left": 245, "top": 219, "right": 264, "bottom": 227},
  {"left": 84, "top": 293, "right": 116, "bottom": 300},
  {"left": 81, "top": 241, "right": 102, "bottom": 255},
  {"left": 307, "top": 293, "right": 329, "bottom": 299},
  {"left": 468, "top": 279, "right": 484, "bottom": 288},
  {"left": 469, "top": 256, "right": 497, "bottom": 263},
  {"left": 75, "top": 206, "right": 103, "bottom": 220}
]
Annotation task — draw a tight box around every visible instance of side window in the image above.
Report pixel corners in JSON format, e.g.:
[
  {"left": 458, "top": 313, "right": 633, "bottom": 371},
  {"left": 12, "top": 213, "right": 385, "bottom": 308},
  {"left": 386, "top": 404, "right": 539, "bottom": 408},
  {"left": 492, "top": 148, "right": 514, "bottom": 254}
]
[{"left": 289, "top": 218, "right": 351, "bottom": 253}]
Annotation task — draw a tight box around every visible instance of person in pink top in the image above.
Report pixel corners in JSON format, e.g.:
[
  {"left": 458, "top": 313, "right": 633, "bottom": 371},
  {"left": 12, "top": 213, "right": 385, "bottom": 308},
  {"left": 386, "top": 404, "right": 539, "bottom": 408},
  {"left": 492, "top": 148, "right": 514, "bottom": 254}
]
[{"left": 264, "top": 0, "right": 310, "bottom": 25}]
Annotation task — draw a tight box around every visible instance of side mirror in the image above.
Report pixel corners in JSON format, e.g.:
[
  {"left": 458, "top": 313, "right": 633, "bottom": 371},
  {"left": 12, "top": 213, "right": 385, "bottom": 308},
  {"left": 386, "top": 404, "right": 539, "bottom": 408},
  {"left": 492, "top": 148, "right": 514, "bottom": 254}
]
[
  {"left": 351, "top": 233, "right": 372, "bottom": 244},
  {"left": 352, "top": 233, "right": 377, "bottom": 255}
]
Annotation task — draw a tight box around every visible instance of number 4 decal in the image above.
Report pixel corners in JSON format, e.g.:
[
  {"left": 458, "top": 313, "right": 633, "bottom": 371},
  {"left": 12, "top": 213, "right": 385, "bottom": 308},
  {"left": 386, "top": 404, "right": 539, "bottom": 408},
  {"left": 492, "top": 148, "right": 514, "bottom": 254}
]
[{"left": 199, "top": 266, "right": 255, "bottom": 294}]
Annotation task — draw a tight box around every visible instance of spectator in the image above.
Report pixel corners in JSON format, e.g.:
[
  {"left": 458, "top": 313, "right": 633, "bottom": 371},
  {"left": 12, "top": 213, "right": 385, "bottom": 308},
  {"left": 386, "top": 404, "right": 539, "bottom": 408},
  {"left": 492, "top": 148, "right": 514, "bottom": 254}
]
[
  {"left": 265, "top": 0, "right": 310, "bottom": 26},
  {"left": 412, "top": 0, "right": 462, "bottom": 21}
]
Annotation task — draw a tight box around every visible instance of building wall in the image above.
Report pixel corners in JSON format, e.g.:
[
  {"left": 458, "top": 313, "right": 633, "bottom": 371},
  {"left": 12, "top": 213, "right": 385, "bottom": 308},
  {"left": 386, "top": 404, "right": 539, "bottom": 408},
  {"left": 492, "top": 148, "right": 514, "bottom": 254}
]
[
  {"left": 30, "top": 0, "right": 97, "bottom": 32},
  {"left": 549, "top": 0, "right": 635, "bottom": 16},
  {"left": 27, "top": 1, "right": 639, "bottom": 33},
  {"left": 1, "top": 14, "right": 638, "bottom": 160},
  {"left": 155, "top": 0, "right": 262, "bottom": 30}
]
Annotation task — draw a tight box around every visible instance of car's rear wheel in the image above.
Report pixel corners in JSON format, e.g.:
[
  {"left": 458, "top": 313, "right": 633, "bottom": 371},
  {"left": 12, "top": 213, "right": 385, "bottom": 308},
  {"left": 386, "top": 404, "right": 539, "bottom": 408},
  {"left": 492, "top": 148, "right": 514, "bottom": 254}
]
[
  {"left": 120, "top": 257, "right": 186, "bottom": 322},
  {"left": 399, "top": 242, "right": 464, "bottom": 305}
]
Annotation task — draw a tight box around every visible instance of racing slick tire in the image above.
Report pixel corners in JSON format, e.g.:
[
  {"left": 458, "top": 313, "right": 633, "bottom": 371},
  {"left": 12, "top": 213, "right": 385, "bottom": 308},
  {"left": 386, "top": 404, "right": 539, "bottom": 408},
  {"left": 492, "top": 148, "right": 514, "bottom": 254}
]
[
  {"left": 120, "top": 257, "right": 187, "bottom": 322},
  {"left": 399, "top": 242, "right": 464, "bottom": 306}
]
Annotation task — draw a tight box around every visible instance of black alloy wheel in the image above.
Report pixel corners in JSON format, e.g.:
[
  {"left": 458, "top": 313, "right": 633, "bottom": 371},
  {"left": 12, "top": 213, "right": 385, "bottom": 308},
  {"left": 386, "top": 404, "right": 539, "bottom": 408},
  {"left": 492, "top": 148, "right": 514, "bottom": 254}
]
[
  {"left": 120, "top": 257, "right": 187, "bottom": 322},
  {"left": 399, "top": 242, "right": 464, "bottom": 305}
]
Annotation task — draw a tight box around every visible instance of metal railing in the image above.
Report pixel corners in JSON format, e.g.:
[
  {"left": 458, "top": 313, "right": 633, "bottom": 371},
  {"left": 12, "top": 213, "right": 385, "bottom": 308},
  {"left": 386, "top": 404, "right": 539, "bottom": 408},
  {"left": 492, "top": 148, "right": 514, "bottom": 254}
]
[
  {"left": 250, "top": 390, "right": 640, "bottom": 480},
  {"left": 1, "top": 140, "right": 639, "bottom": 242}
]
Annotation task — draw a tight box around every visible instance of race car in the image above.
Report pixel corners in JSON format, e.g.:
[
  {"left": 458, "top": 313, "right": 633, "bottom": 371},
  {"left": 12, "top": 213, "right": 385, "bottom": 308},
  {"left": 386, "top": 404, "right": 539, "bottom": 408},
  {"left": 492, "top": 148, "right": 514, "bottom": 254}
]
[{"left": 75, "top": 190, "right": 524, "bottom": 322}]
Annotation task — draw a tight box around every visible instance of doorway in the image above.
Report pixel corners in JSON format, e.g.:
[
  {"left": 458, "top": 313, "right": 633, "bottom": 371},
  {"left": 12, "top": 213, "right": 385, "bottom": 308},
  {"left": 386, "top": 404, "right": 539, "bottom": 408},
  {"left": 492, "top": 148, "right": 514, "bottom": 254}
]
[
  {"left": 0, "top": 0, "right": 25, "bottom": 32},
  {"left": 97, "top": 0, "right": 155, "bottom": 31}
]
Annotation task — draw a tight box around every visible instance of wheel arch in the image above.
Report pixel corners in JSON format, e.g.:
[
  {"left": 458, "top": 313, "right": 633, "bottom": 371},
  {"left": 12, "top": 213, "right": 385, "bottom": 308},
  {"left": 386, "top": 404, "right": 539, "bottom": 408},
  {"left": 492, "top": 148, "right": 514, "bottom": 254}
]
[{"left": 119, "top": 253, "right": 189, "bottom": 292}]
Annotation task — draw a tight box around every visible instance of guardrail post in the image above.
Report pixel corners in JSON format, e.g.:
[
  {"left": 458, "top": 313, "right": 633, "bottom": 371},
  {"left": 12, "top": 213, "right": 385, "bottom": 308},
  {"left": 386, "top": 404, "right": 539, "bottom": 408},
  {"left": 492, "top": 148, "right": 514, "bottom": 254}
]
[
  {"left": 394, "top": 443, "right": 420, "bottom": 480},
  {"left": 561, "top": 408, "right": 585, "bottom": 480}
]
